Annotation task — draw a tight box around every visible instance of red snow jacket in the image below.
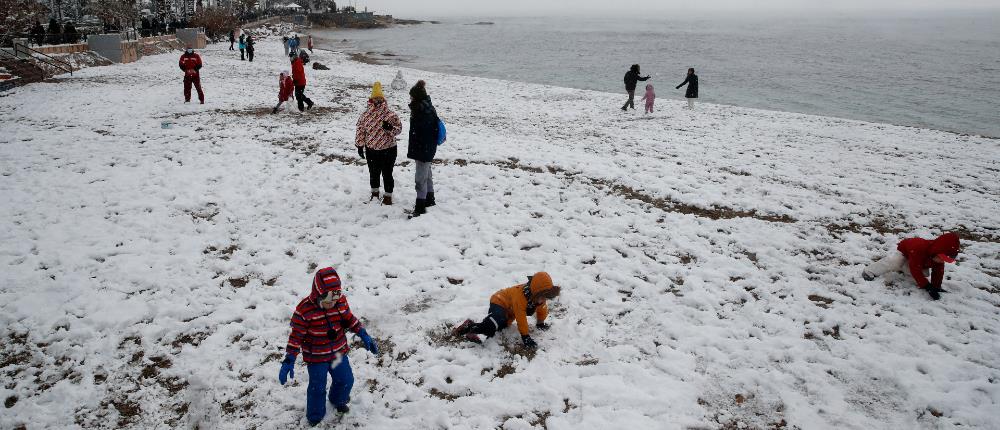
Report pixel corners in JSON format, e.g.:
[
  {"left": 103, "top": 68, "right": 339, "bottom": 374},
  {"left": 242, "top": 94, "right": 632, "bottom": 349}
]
[
  {"left": 291, "top": 57, "right": 306, "bottom": 86},
  {"left": 897, "top": 232, "right": 961, "bottom": 288},
  {"left": 278, "top": 73, "right": 294, "bottom": 102},
  {"left": 285, "top": 267, "right": 363, "bottom": 363},
  {"left": 178, "top": 52, "right": 202, "bottom": 77}
]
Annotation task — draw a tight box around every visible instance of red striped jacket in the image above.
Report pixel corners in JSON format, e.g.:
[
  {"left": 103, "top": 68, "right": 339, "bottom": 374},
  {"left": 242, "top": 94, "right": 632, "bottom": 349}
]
[
  {"left": 285, "top": 267, "right": 363, "bottom": 363},
  {"left": 355, "top": 98, "right": 402, "bottom": 151}
]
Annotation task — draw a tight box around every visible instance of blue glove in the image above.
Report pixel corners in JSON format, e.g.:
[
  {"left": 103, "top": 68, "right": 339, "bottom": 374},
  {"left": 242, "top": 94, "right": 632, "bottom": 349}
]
[
  {"left": 358, "top": 329, "right": 379, "bottom": 355},
  {"left": 278, "top": 354, "right": 295, "bottom": 385}
]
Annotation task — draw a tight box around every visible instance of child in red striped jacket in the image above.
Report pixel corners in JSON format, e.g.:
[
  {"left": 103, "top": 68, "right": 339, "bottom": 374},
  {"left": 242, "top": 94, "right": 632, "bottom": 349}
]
[{"left": 279, "top": 267, "right": 379, "bottom": 426}]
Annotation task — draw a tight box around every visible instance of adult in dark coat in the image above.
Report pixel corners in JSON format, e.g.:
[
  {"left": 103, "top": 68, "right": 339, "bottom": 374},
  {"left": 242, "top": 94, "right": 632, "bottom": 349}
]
[
  {"left": 406, "top": 80, "right": 440, "bottom": 218},
  {"left": 228, "top": 30, "right": 235, "bottom": 50},
  {"left": 245, "top": 34, "right": 255, "bottom": 62},
  {"left": 676, "top": 68, "right": 699, "bottom": 109},
  {"left": 621, "top": 64, "right": 650, "bottom": 111}
]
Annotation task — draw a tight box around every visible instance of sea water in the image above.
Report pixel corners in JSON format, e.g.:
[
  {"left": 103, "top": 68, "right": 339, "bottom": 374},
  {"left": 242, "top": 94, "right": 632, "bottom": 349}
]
[{"left": 317, "top": 12, "right": 1000, "bottom": 137}]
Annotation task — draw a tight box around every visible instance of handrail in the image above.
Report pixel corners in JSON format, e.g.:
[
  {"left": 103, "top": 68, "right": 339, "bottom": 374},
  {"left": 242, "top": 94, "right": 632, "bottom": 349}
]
[{"left": 14, "top": 42, "right": 73, "bottom": 76}]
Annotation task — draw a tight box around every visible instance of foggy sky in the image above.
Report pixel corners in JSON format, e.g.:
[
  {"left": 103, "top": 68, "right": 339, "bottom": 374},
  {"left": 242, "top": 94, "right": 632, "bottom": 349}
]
[{"left": 351, "top": 0, "right": 1000, "bottom": 18}]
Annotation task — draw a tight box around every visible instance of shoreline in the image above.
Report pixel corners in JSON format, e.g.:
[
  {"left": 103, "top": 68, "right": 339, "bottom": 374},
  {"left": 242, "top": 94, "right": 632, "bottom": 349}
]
[{"left": 310, "top": 31, "right": 998, "bottom": 141}]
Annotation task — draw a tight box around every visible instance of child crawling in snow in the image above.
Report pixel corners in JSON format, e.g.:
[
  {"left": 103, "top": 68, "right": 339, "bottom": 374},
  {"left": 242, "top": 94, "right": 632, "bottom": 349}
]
[
  {"left": 452, "top": 272, "right": 561, "bottom": 349},
  {"left": 861, "top": 232, "right": 960, "bottom": 300},
  {"left": 272, "top": 71, "right": 295, "bottom": 114},
  {"left": 641, "top": 84, "right": 655, "bottom": 113}
]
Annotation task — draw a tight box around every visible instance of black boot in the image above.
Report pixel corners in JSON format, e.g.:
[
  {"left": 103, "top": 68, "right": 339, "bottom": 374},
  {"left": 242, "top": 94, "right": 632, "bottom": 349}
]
[
  {"left": 409, "top": 199, "right": 427, "bottom": 218},
  {"left": 425, "top": 192, "right": 435, "bottom": 207}
]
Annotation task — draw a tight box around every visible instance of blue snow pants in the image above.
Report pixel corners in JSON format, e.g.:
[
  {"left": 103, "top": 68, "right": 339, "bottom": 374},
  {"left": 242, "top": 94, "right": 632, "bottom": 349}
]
[{"left": 306, "top": 354, "right": 354, "bottom": 423}]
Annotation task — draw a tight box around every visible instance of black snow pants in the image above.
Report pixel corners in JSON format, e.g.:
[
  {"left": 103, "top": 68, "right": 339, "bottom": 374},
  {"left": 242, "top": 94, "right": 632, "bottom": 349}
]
[
  {"left": 366, "top": 146, "right": 397, "bottom": 193},
  {"left": 295, "top": 85, "right": 313, "bottom": 111}
]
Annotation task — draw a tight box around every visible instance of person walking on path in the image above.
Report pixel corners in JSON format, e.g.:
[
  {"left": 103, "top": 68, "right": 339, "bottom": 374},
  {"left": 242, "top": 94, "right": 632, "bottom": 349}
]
[
  {"left": 406, "top": 80, "right": 440, "bottom": 218},
  {"left": 228, "top": 30, "right": 235, "bottom": 50},
  {"left": 641, "top": 84, "right": 656, "bottom": 114},
  {"left": 862, "top": 232, "right": 961, "bottom": 300},
  {"left": 245, "top": 34, "right": 255, "bottom": 62},
  {"left": 272, "top": 71, "right": 295, "bottom": 114},
  {"left": 676, "top": 67, "right": 699, "bottom": 109},
  {"left": 452, "top": 272, "right": 561, "bottom": 349},
  {"left": 178, "top": 47, "right": 204, "bottom": 104},
  {"left": 307, "top": 35, "right": 314, "bottom": 53},
  {"left": 291, "top": 51, "right": 314, "bottom": 112},
  {"left": 278, "top": 267, "right": 380, "bottom": 426},
  {"left": 238, "top": 34, "right": 246, "bottom": 61},
  {"left": 356, "top": 82, "right": 403, "bottom": 205},
  {"left": 622, "top": 64, "right": 650, "bottom": 111}
]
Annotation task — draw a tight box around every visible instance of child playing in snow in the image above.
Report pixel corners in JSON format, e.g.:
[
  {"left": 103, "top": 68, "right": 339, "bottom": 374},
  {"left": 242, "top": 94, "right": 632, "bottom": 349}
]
[
  {"left": 861, "top": 232, "right": 960, "bottom": 300},
  {"left": 452, "top": 272, "right": 561, "bottom": 349},
  {"left": 278, "top": 267, "right": 379, "bottom": 426},
  {"left": 272, "top": 71, "right": 294, "bottom": 114},
  {"left": 641, "top": 84, "right": 655, "bottom": 113}
]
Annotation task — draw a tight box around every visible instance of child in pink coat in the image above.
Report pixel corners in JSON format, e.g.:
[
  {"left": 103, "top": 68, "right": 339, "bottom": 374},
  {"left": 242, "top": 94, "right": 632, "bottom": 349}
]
[{"left": 641, "top": 84, "right": 655, "bottom": 113}]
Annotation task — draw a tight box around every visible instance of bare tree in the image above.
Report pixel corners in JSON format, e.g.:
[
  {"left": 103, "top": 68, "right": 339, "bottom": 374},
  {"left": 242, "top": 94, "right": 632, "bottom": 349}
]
[
  {"left": 0, "top": 0, "right": 49, "bottom": 44},
  {"left": 91, "top": 0, "right": 139, "bottom": 32}
]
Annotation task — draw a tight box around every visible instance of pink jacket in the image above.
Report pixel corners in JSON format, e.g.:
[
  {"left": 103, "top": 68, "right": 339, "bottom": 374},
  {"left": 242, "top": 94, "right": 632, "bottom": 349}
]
[{"left": 641, "top": 84, "right": 655, "bottom": 104}]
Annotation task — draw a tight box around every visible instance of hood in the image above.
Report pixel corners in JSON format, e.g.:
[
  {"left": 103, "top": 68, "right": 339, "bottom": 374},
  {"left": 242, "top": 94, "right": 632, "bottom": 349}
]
[
  {"left": 645, "top": 84, "right": 654, "bottom": 91},
  {"left": 929, "top": 232, "right": 960, "bottom": 259},
  {"left": 310, "top": 267, "right": 342, "bottom": 301},
  {"left": 527, "top": 271, "right": 560, "bottom": 300}
]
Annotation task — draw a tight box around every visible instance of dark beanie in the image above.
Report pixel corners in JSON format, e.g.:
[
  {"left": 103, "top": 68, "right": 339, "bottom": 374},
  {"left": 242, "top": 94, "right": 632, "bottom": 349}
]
[{"left": 409, "top": 80, "right": 428, "bottom": 100}]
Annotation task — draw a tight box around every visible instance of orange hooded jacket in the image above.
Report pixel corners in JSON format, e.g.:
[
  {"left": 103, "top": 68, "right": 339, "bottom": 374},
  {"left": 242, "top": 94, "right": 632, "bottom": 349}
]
[{"left": 489, "top": 272, "right": 557, "bottom": 336}]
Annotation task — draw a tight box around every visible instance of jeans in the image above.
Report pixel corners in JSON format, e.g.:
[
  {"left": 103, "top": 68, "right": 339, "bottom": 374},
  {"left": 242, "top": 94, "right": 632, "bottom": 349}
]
[
  {"left": 414, "top": 160, "right": 434, "bottom": 199},
  {"left": 306, "top": 354, "right": 354, "bottom": 423},
  {"left": 621, "top": 90, "right": 635, "bottom": 110},
  {"left": 366, "top": 146, "right": 397, "bottom": 194},
  {"left": 295, "top": 85, "right": 313, "bottom": 111}
]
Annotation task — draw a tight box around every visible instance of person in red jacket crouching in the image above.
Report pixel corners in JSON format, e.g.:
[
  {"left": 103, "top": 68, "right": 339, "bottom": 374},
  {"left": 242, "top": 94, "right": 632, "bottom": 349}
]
[
  {"left": 178, "top": 47, "right": 204, "bottom": 104},
  {"left": 290, "top": 51, "right": 314, "bottom": 111},
  {"left": 862, "top": 232, "right": 961, "bottom": 300},
  {"left": 272, "top": 70, "right": 295, "bottom": 114},
  {"left": 278, "top": 267, "right": 379, "bottom": 426}
]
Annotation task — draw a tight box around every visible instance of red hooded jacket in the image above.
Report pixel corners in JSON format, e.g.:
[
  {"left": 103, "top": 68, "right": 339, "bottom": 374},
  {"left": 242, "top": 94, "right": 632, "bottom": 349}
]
[
  {"left": 285, "top": 267, "right": 362, "bottom": 363},
  {"left": 178, "top": 52, "right": 202, "bottom": 77},
  {"left": 897, "top": 232, "right": 961, "bottom": 288},
  {"left": 291, "top": 57, "right": 306, "bottom": 86},
  {"left": 278, "top": 73, "right": 294, "bottom": 102}
]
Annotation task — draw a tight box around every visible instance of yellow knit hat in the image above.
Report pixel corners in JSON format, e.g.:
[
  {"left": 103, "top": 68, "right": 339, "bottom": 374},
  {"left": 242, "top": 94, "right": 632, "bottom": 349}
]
[{"left": 370, "top": 81, "right": 384, "bottom": 99}]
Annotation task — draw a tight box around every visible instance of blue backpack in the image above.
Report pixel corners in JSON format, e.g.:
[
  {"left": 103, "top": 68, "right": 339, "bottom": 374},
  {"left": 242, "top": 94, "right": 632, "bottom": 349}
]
[{"left": 437, "top": 119, "right": 446, "bottom": 145}]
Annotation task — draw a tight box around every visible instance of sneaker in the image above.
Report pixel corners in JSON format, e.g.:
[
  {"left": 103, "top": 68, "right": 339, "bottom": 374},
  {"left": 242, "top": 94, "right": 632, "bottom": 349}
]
[
  {"left": 451, "top": 319, "right": 474, "bottom": 337},
  {"left": 335, "top": 404, "right": 350, "bottom": 415},
  {"left": 861, "top": 271, "right": 874, "bottom": 281}
]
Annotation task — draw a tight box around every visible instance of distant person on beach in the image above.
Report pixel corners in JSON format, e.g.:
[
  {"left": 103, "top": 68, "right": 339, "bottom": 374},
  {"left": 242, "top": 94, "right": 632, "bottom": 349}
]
[
  {"left": 291, "top": 51, "right": 314, "bottom": 112},
  {"left": 452, "top": 272, "right": 561, "bottom": 349},
  {"left": 641, "top": 84, "right": 656, "bottom": 114},
  {"left": 355, "top": 82, "right": 403, "bottom": 205},
  {"left": 278, "top": 267, "right": 379, "bottom": 426},
  {"left": 282, "top": 36, "right": 290, "bottom": 57},
  {"left": 862, "top": 232, "right": 960, "bottom": 300},
  {"left": 622, "top": 64, "right": 650, "bottom": 111},
  {"left": 308, "top": 35, "right": 314, "bottom": 53},
  {"left": 228, "top": 30, "right": 235, "bottom": 50},
  {"left": 238, "top": 34, "right": 246, "bottom": 61},
  {"left": 178, "top": 47, "right": 204, "bottom": 104},
  {"left": 406, "top": 80, "right": 441, "bottom": 218},
  {"left": 272, "top": 71, "right": 295, "bottom": 114},
  {"left": 676, "top": 68, "right": 698, "bottom": 109},
  {"left": 289, "top": 35, "right": 300, "bottom": 56},
  {"left": 245, "top": 34, "right": 255, "bottom": 62}
]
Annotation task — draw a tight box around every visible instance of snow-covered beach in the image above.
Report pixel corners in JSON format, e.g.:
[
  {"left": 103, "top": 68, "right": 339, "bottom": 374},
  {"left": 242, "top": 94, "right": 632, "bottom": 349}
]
[{"left": 1, "top": 34, "right": 999, "bottom": 429}]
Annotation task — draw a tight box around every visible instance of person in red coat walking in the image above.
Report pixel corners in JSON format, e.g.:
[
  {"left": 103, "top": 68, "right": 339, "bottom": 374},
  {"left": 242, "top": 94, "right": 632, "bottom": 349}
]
[
  {"left": 278, "top": 267, "right": 379, "bottom": 426},
  {"left": 862, "top": 232, "right": 961, "bottom": 300},
  {"left": 290, "top": 51, "right": 314, "bottom": 111},
  {"left": 272, "top": 71, "right": 295, "bottom": 114},
  {"left": 178, "top": 47, "right": 204, "bottom": 104}
]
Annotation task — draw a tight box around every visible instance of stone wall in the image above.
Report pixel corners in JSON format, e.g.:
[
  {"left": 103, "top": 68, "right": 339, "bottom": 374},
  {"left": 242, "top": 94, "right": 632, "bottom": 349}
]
[{"left": 34, "top": 44, "right": 89, "bottom": 55}]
